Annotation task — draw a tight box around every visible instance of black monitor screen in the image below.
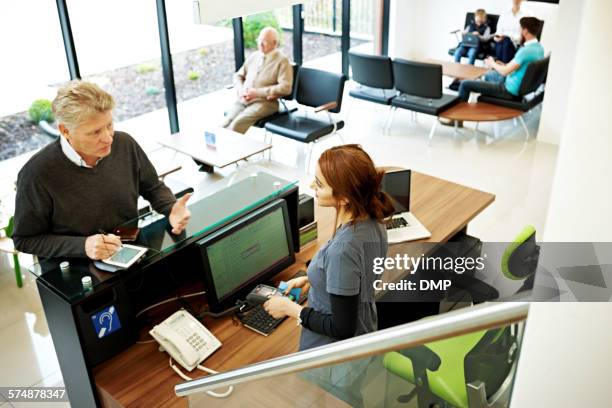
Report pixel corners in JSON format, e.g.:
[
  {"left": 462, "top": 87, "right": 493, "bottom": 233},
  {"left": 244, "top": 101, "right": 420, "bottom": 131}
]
[
  {"left": 381, "top": 169, "right": 411, "bottom": 214},
  {"left": 198, "top": 199, "right": 295, "bottom": 311}
]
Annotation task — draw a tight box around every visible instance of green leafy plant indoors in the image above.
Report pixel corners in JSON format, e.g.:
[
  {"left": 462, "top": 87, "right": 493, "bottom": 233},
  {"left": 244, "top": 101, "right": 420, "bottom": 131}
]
[
  {"left": 188, "top": 71, "right": 200, "bottom": 81},
  {"left": 243, "top": 12, "right": 282, "bottom": 49},
  {"left": 28, "top": 99, "right": 54, "bottom": 123}
]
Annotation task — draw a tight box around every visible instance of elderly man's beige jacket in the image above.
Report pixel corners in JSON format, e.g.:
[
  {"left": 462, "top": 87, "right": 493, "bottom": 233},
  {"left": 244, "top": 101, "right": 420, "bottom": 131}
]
[{"left": 233, "top": 49, "right": 293, "bottom": 104}]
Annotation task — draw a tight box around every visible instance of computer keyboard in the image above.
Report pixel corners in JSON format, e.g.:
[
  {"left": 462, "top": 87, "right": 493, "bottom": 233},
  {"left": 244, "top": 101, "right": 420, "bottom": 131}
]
[
  {"left": 386, "top": 217, "right": 409, "bottom": 230},
  {"left": 240, "top": 305, "right": 284, "bottom": 336},
  {"left": 239, "top": 270, "right": 308, "bottom": 336}
]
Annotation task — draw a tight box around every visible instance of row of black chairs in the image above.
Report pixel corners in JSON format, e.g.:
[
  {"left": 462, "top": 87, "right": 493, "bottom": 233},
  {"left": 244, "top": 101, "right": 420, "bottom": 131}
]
[
  {"left": 349, "top": 50, "right": 550, "bottom": 142},
  {"left": 349, "top": 51, "right": 460, "bottom": 140}
]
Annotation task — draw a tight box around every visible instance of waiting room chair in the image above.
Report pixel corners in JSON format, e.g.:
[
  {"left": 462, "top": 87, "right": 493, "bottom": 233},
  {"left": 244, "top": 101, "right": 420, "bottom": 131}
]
[
  {"left": 348, "top": 51, "right": 396, "bottom": 130},
  {"left": 389, "top": 60, "right": 460, "bottom": 143},
  {"left": 477, "top": 56, "right": 550, "bottom": 138},
  {"left": 264, "top": 67, "right": 347, "bottom": 170},
  {"left": 0, "top": 216, "right": 23, "bottom": 287},
  {"left": 448, "top": 12, "right": 500, "bottom": 62}
]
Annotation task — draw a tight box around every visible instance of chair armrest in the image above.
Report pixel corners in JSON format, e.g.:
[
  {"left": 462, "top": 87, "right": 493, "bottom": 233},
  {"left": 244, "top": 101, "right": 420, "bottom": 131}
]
[
  {"left": 225, "top": 84, "right": 234, "bottom": 89},
  {"left": 399, "top": 345, "right": 441, "bottom": 372},
  {"left": 314, "top": 101, "right": 338, "bottom": 113},
  {"left": 450, "top": 29, "right": 461, "bottom": 34}
]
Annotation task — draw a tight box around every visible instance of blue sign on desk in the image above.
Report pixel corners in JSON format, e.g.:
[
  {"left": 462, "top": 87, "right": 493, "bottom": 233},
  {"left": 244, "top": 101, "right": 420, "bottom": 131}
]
[{"left": 91, "top": 305, "right": 121, "bottom": 339}]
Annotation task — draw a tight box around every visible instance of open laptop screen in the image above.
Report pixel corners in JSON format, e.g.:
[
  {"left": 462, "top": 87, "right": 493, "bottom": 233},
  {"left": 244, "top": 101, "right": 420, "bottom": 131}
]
[{"left": 381, "top": 169, "right": 411, "bottom": 214}]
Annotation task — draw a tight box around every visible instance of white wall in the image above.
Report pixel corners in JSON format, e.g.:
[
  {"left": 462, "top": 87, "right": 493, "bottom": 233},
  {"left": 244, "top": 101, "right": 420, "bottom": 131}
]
[
  {"left": 543, "top": 0, "right": 612, "bottom": 241},
  {"left": 514, "top": 2, "right": 612, "bottom": 405},
  {"left": 537, "top": 0, "right": 584, "bottom": 145},
  {"left": 510, "top": 303, "right": 612, "bottom": 407}
]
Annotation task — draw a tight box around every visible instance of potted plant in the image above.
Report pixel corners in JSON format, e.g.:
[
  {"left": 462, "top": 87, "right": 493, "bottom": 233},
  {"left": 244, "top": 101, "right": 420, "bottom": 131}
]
[{"left": 28, "top": 99, "right": 59, "bottom": 138}]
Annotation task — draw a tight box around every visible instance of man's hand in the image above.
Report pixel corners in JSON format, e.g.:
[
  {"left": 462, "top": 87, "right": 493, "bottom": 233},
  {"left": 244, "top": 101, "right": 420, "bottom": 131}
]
[
  {"left": 494, "top": 34, "right": 503, "bottom": 42},
  {"left": 169, "top": 193, "right": 192, "bottom": 235},
  {"left": 243, "top": 88, "right": 258, "bottom": 102},
  {"left": 485, "top": 56, "right": 496, "bottom": 68},
  {"left": 85, "top": 234, "right": 121, "bottom": 260}
]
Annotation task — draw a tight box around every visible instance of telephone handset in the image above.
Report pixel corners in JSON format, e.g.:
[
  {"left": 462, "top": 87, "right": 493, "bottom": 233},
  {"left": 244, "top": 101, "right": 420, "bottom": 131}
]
[{"left": 150, "top": 310, "right": 221, "bottom": 371}]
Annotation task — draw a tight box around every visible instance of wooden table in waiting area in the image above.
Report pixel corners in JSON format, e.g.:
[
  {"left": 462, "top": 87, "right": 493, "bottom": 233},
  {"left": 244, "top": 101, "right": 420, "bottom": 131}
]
[
  {"left": 425, "top": 58, "right": 490, "bottom": 80},
  {"left": 157, "top": 127, "right": 272, "bottom": 173},
  {"left": 439, "top": 102, "right": 523, "bottom": 122},
  {"left": 93, "top": 172, "right": 495, "bottom": 408}
]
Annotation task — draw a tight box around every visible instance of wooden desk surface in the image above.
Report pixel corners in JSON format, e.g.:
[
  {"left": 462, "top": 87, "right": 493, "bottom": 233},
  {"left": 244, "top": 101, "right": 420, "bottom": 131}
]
[
  {"left": 425, "top": 58, "right": 489, "bottom": 81},
  {"left": 93, "top": 172, "right": 494, "bottom": 407}
]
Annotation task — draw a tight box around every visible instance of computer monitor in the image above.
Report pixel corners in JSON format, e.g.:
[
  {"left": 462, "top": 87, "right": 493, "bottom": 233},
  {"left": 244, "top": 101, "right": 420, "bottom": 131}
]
[
  {"left": 381, "top": 169, "right": 411, "bottom": 213},
  {"left": 196, "top": 199, "right": 295, "bottom": 312}
]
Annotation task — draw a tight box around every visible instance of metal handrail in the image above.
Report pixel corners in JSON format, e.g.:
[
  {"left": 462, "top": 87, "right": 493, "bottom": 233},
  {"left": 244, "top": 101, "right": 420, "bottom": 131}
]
[{"left": 175, "top": 302, "right": 529, "bottom": 397}]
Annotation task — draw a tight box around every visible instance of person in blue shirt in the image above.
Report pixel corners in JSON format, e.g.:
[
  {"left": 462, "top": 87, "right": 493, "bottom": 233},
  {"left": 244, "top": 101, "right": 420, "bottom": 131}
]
[
  {"left": 453, "top": 9, "right": 492, "bottom": 65},
  {"left": 458, "top": 16, "right": 544, "bottom": 102}
]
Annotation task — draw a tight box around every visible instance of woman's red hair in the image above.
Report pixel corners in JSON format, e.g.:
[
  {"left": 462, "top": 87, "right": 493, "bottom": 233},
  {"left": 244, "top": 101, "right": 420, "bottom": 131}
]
[{"left": 318, "top": 144, "right": 395, "bottom": 223}]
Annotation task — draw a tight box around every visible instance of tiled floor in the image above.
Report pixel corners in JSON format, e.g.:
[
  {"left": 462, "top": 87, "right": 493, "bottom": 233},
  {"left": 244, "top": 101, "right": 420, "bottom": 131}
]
[{"left": 0, "top": 80, "right": 558, "bottom": 407}]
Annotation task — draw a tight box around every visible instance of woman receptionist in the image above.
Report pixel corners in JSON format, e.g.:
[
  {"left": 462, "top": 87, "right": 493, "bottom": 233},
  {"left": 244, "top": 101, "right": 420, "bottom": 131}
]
[{"left": 264, "top": 144, "right": 394, "bottom": 350}]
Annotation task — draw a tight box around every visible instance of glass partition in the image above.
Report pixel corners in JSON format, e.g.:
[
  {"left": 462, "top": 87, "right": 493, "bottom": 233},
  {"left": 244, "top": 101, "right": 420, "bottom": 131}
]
[
  {"left": 29, "top": 169, "right": 297, "bottom": 302},
  {"left": 187, "top": 320, "right": 525, "bottom": 408}
]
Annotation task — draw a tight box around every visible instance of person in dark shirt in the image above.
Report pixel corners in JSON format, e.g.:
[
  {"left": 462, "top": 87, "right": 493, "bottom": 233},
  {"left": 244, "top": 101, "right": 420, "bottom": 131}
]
[
  {"left": 453, "top": 8, "right": 492, "bottom": 65},
  {"left": 13, "top": 81, "right": 191, "bottom": 259},
  {"left": 264, "top": 144, "right": 394, "bottom": 349}
]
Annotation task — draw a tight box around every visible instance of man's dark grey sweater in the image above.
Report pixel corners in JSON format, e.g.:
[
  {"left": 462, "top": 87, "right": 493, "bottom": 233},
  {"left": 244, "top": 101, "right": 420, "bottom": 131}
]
[{"left": 13, "top": 131, "right": 176, "bottom": 258}]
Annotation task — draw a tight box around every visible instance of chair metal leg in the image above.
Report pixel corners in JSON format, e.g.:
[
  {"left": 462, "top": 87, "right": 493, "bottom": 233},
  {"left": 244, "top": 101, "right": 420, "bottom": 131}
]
[
  {"left": 519, "top": 115, "right": 530, "bottom": 140},
  {"left": 387, "top": 106, "right": 397, "bottom": 132},
  {"left": 383, "top": 106, "right": 393, "bottom": 132},
  {"left": 305, "top": 142, "right": 314, "bottom": 174},
  {"left": 428, "top": 120, "right": 438, "bottom": 146},
  {"left": 13, "top": 252, "right": 22, "bottom": 288}
]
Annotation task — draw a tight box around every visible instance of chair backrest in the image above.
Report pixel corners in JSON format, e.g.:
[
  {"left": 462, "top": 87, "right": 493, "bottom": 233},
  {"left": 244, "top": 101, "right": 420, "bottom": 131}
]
[
  {"left": 296, "top": 67, "right": 346, "bottom": 113},
  {"left": 464, "top": 12, "right": 500, "bottom": 34},
  {"left": 348, "top": 51, "right": 394, "bottom": 89},
  {"left": 383, "top": 325, "right": 516, "bottom": 408},
  {"left": 285, "top": 63, "right": 300, "bottom": 101},
  {"left": 501, "top": 225, "right": 539, "bottom": 280},
  {"left": 518, "top": 55, "right": 550, "bottom": 96},
  {"left": 392, "top": 59, "right": 442, "bottom": 99}
]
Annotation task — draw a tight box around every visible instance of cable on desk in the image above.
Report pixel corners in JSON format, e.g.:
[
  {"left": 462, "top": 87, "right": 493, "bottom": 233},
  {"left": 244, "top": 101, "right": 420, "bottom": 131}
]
[
  {"left": 135, "top": 290, "right": 206, "bottom": 318},
  {"left": 169, "top": 357, "right": 233, "bottom": 398},
  {"left": 198, "top": 300, "right": 249, "bottom": 319}
]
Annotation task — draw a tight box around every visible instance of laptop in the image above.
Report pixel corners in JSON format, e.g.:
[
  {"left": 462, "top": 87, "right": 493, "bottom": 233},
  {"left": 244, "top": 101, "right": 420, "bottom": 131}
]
[
  {"left": 381, "top": 169, "right": 432, "bottom": 243},
  {"left": 462, "top": 33, "right": 481, "bottom": 48}
]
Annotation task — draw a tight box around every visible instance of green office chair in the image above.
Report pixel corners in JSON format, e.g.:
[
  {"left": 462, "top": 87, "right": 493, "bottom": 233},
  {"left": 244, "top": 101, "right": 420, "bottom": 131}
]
[
  {"left": 382, "top": 226, "right": 539, "bottom": 407},
  {"left": 0, "top": 216, "right": 23, "bottom": 287},
  {"left": 451, "top": 225, "right": 539, "bottom": 304},
  {"left": 383, "top": 325, "right": 518, "bottom": 408}
]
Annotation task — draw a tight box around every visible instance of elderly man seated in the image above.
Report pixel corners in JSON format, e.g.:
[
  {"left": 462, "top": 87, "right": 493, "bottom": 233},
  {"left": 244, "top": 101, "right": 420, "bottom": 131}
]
[{"left": 222, "top": 26, "right": 293, "bottom": 134}]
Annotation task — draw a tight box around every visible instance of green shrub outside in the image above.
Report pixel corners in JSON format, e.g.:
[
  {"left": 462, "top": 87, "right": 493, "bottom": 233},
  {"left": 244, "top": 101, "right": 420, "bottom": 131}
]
[
  {"left": 243, "top": 12, "right": 282, "bottom": 49},
  {"left": 28, "top": 99, "right": 54, "bottom": 123}
]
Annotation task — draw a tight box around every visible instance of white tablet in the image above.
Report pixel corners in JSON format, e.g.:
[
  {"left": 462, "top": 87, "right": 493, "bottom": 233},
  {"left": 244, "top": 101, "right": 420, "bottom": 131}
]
[{"left": 102, "top": 244, "right": 148, "bottom": 269}]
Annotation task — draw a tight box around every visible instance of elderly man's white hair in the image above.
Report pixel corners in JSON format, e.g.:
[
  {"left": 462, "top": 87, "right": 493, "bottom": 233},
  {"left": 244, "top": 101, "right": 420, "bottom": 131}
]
[{"left": 258, "top": 26, "right": 280, "bottom": 45}]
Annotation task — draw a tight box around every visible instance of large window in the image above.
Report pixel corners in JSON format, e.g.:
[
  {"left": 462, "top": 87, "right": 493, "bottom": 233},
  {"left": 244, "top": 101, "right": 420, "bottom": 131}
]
[
  {"left": 302, "top": 0, "right": 343, "bottom": 73},
  {"left": 166, "top": 2, "right": 235, "bottom": 130},
  {"left": 67, "top": 0, "right": 168, "bottom": 137},
  {"left": 0, "top": 1, "right": 69, "bottom": 161}
]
